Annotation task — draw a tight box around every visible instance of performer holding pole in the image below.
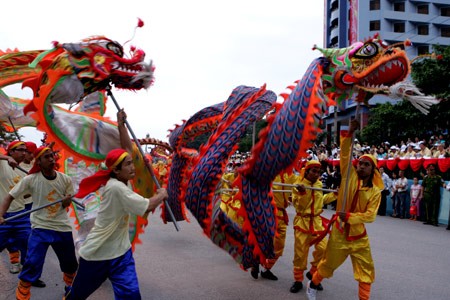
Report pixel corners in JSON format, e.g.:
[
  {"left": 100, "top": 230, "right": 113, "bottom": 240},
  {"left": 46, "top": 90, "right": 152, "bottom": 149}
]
[
  {"left": 64, "top": 148, "right": 168, "bottom": 299},
  {"left": 306, "top": 119, "right": 383, "bottom": 300},
  {"left": 106, "top": 86, "right": 179, "bottom": 231},
  {"left": 0, "top": 146, "right": 78, "bottom": 300}
]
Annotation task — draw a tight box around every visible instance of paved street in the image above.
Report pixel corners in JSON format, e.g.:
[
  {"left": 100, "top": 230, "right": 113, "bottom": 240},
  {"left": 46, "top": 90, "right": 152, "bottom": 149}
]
[{"left": 1, "top": 207, "right": 450, "bottom": 300}]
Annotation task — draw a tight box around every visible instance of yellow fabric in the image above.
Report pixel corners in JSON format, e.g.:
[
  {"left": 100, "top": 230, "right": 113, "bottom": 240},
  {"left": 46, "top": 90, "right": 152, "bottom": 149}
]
[
  {"left": 9, "top": 172, "right": 74, "bottom": 232},
  {"left": 292, "top": 178, "right": 336, "bottom": 233},
  {"left": 315, "top": 132, "right": 380, "bottom": 285},
  {"left": 220, "top": 172, "right": 243, "bottom": 226},
  {"left": 293, "top": 230, "right": 327, "bottom": 281},
  {"left": 337, "top": 134, "right": 381, "bottom": 237},
  {"left": 317, "top": 226, "right": 375, "bottom": 283},
  {"left": 291, "top": 176, "right": 335, "bottom": 280},
  {"left": 0, "top": 160, "right": 27, "bottom": 212}
]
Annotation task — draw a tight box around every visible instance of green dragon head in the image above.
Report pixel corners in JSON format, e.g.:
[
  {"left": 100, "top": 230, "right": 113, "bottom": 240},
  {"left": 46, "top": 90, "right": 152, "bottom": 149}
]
[{"left": 315, "top": 34, "right": 411, "bottom": 104}]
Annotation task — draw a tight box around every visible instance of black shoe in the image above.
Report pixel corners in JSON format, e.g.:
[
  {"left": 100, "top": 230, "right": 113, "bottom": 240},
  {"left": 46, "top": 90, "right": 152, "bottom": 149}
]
[
  {"left": 432, "top": 223, "right": 438, "bottom": 227},
  {"left": 446, "top": 227, "right": 450, "bottom": 230},
  {"left": 31, "top": 279, "right": 46, "bottom": 288},
  {"left": 250, "top": 266, "right": 259, "bottom": 279},
  {"left": 260, "top": 269, "right": 278, "bottom": 280},
  {"left": 423, "top": 222, "right": 431, "bottom": 225},
  {"left": 290, "top": 281, "right": 303, "bottom": 293},
  {"left": 306, "top": 272, "right": 323, "bottom": 291}
]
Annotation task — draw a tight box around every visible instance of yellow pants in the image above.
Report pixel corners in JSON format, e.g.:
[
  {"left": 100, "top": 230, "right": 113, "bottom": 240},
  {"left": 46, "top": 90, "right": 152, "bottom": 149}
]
[
  {"left": 317, "top": 226, "right": 375, "bottom": 283},
  {"left": 293, "top": 229, "right": 327, "bottom": 281},
  {"left": 264, "top": 217, "right": 287, "bottom": 269}
]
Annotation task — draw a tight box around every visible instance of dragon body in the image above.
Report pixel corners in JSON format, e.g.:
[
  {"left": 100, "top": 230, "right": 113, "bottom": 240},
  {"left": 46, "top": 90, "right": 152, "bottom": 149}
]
[{"left": 167, "top": 35, "right": 423, "bottom": 269}]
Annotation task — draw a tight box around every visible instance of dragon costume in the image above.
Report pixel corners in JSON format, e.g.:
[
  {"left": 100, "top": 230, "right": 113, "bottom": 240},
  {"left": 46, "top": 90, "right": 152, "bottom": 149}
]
[
  {"left": 0, "top": 35, "right": 159, "bottom": 249},
  {"left": 166, "top": 34, "right": 438, "bottom": 270}
]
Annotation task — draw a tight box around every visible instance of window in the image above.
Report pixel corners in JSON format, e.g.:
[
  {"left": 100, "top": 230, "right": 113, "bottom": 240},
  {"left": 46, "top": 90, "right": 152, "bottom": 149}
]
[
  {"left": 418, "top": 24, "right": 429, "bottom": 35},
  {"left": 417, "top": 45, "right": 429, "bottom": 55},
  {"left": 370, "top": 0, "right": 380, "bottom": 11},
  {"left": 394, "top": 22, "right": 405, "bottom": 33},
  {"left": 370, "top": 20, "right": 381, "bottom": 31},
  {"left": 442, "top": 7, "right": 450, "bottom": 17},
  {"left": 442, "top": 27, "right": 450, "bottom": 38},
  {"left": 417, "top": 4, "right": 429, "bottom": 14},
  {"left": 394, "top": 2, "right": 405, "bottom": 12}
]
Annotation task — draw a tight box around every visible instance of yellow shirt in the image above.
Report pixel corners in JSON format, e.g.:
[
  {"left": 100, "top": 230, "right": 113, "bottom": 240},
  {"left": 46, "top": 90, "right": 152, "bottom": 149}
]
[{"left": 292, "top": 177, "right": 336, "bottom": 234}]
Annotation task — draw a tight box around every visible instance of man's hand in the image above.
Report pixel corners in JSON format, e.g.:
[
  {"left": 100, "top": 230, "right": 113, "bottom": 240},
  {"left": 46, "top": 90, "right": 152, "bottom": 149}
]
[
  {"left": 338, "top": 211, "right": 347, "bottom": 222},
  {"left": 0, "top": 216, "right": 5, "bottom": 225},
  {"left": 117, "top": 109, "right": 127, "bottom": 127},
  {"left": 295, "top": 184, "right": 306, "bottom": 194},
  {"left": 6, "top": 156, "right": 18, "bottom": 168},
  {"left": 61, "top": 195, "right": 73, "bottom": 209}
]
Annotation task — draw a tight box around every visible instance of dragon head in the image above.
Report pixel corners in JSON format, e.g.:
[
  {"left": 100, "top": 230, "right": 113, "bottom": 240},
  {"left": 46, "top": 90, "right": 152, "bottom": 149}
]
[
  {"left": 316, "top": 34, "right": 410, "bottom": 103},
  {"left": 63, "top": 36, "right": 154, "bottom": 94}
]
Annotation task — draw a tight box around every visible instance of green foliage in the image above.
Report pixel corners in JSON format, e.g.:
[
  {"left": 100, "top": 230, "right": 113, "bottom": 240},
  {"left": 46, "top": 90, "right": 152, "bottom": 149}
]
[
  {"left": 0, "top": 124, "right": 21, "bottom": 144},
  {"left": 411, "top": 45, "right": 450, "bottom": 101}
]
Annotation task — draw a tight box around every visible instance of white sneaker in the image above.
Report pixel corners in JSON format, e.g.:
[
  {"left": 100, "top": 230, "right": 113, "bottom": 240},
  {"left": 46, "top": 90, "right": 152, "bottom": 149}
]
[
  {"left": 9, "top": 263, "right": 21, "bottom": 274},
  {"left": 306, "top": 280, "right": 317, "bottom": 300}
]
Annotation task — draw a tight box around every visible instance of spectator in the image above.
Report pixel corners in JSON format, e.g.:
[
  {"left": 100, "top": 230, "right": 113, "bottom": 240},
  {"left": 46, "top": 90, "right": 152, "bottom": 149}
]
[
  {"left": 409, "top": 177, "right": 423, "bottom": 221},
  {"left": 378, "top": 167, "right": 391, "bottom": 216},
  {"left": 421, "top": 164, "right": 445, "bottom": 226},
  {"left": 394, "top": 170, "right": 408, "bottom": 219},
  {"left": 418, "top": 141, "right": 432, "bottom": 158},
  {"left": 390, "top": 172, "right": 398, "bottom": 217}
]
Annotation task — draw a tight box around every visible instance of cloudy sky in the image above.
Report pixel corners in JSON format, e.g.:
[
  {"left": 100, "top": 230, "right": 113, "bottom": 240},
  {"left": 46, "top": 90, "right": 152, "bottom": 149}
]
[{"left": 0, "top": 0, "right": 325, "bottom": 144}]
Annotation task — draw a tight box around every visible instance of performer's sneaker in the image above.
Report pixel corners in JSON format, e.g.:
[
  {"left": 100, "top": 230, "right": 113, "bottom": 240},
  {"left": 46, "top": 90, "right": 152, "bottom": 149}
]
[
  {"left": 306, "top": 280, "right": 317, "bottom": 300},
  {"left": 289, "top": 281, "right": 303, "bottom": 293},
  {"left": 31, "top": 279, "right": 46, "bottom": 288},
  {"left": 306, "top": 272, "right": 323, "bottom": 291},
  {"left": 9, "top": 263, "right": 21, "bottom": 274},
  {"left": 260, "top": 270, "right": 278, "bottom": 281},
  {"left": 250, "top": 265, "right": 259, "bottom": 279}
]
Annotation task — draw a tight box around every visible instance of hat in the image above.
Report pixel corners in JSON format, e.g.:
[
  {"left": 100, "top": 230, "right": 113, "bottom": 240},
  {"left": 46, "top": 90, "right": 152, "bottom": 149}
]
[
  {"left": 28, "top": 147, "right": 52, "bottom": 174},
  {"left": 25, "top": 142, "right": 37, "bottom": 154},
  {"left": 75, "top": 149, "right": 129, "bottom": 198},
  {"left": 414, "top": 146, "right": 421, "bottom": 151},
  {"left": 390, "top": 146, "right": 399, "bottom": 150},
  {"left": 384, "top": 141, "right": 390, "bottom": 145},
  {"left": 418, "top": 141, "right": 425, "bottom": 145},
  {"left": 6, "top": 141, "right": 25, "bottom": 152}
]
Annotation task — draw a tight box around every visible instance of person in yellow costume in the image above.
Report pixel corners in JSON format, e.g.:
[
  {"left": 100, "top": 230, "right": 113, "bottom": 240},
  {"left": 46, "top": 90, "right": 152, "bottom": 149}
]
[
  {"left": 290, "top": 160, "right": 336, "bottom": 293},
  {"left": 306, "top": 119, "right": 383, "bottom": 300},
  {"left": 220, "top": 164, "right": 243, "bottom": 226},
  {"left": 252, "top": 172, "right": 297, "bottom": 280}
]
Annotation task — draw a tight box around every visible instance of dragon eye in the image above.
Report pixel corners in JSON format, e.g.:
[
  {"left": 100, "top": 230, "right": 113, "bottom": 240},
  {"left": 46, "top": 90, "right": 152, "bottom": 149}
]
[
  {"left": 106, "top": 42, "right": 124, "bottom": 57},
  {"left": 353, "top": 42, "right": 378, "bottom": 59}
]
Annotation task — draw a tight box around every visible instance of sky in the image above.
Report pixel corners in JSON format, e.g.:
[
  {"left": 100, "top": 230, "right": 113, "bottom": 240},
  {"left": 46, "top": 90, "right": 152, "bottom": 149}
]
[{"left": 0, "top": 0, "right": 325, "bottom": 145}]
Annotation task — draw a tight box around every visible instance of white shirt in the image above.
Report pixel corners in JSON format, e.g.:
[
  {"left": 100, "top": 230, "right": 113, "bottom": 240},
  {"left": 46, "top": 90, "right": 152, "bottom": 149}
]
[{"left": 78, "top": 178, "right": 149, "bottom": 261}]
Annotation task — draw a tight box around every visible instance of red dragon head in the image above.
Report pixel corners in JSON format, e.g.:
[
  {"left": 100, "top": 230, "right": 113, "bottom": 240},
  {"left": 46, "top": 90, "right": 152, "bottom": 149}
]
[{"left": 63, "top": 36, "right": 154, "bottom": 94}]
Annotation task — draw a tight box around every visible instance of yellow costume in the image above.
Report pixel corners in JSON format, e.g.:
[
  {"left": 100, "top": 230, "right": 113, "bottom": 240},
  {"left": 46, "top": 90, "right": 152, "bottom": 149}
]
[
  {"left": 220, "top": 172, "right": 243, "bottom": 226},
  {"left": 292, "top": 165, "right": 336, "bottom": 282},
  {"left": 263, "top": 173, "right": 296, "bottom": 270},
  {"left": 311, "top": 131, "right": 382, "bottom": 300}
]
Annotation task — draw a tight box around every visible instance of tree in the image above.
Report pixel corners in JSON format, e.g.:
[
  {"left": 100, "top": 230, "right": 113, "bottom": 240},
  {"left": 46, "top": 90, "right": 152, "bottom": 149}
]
[
  {"left": 411, "top": 45, "right": 450, "bottom": 101},
  {"left": 360, "top": 45, "right": 450, "bottom": 145},
  {"left": 0, "top": 123, "right": 21, "bottom": 147}
]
